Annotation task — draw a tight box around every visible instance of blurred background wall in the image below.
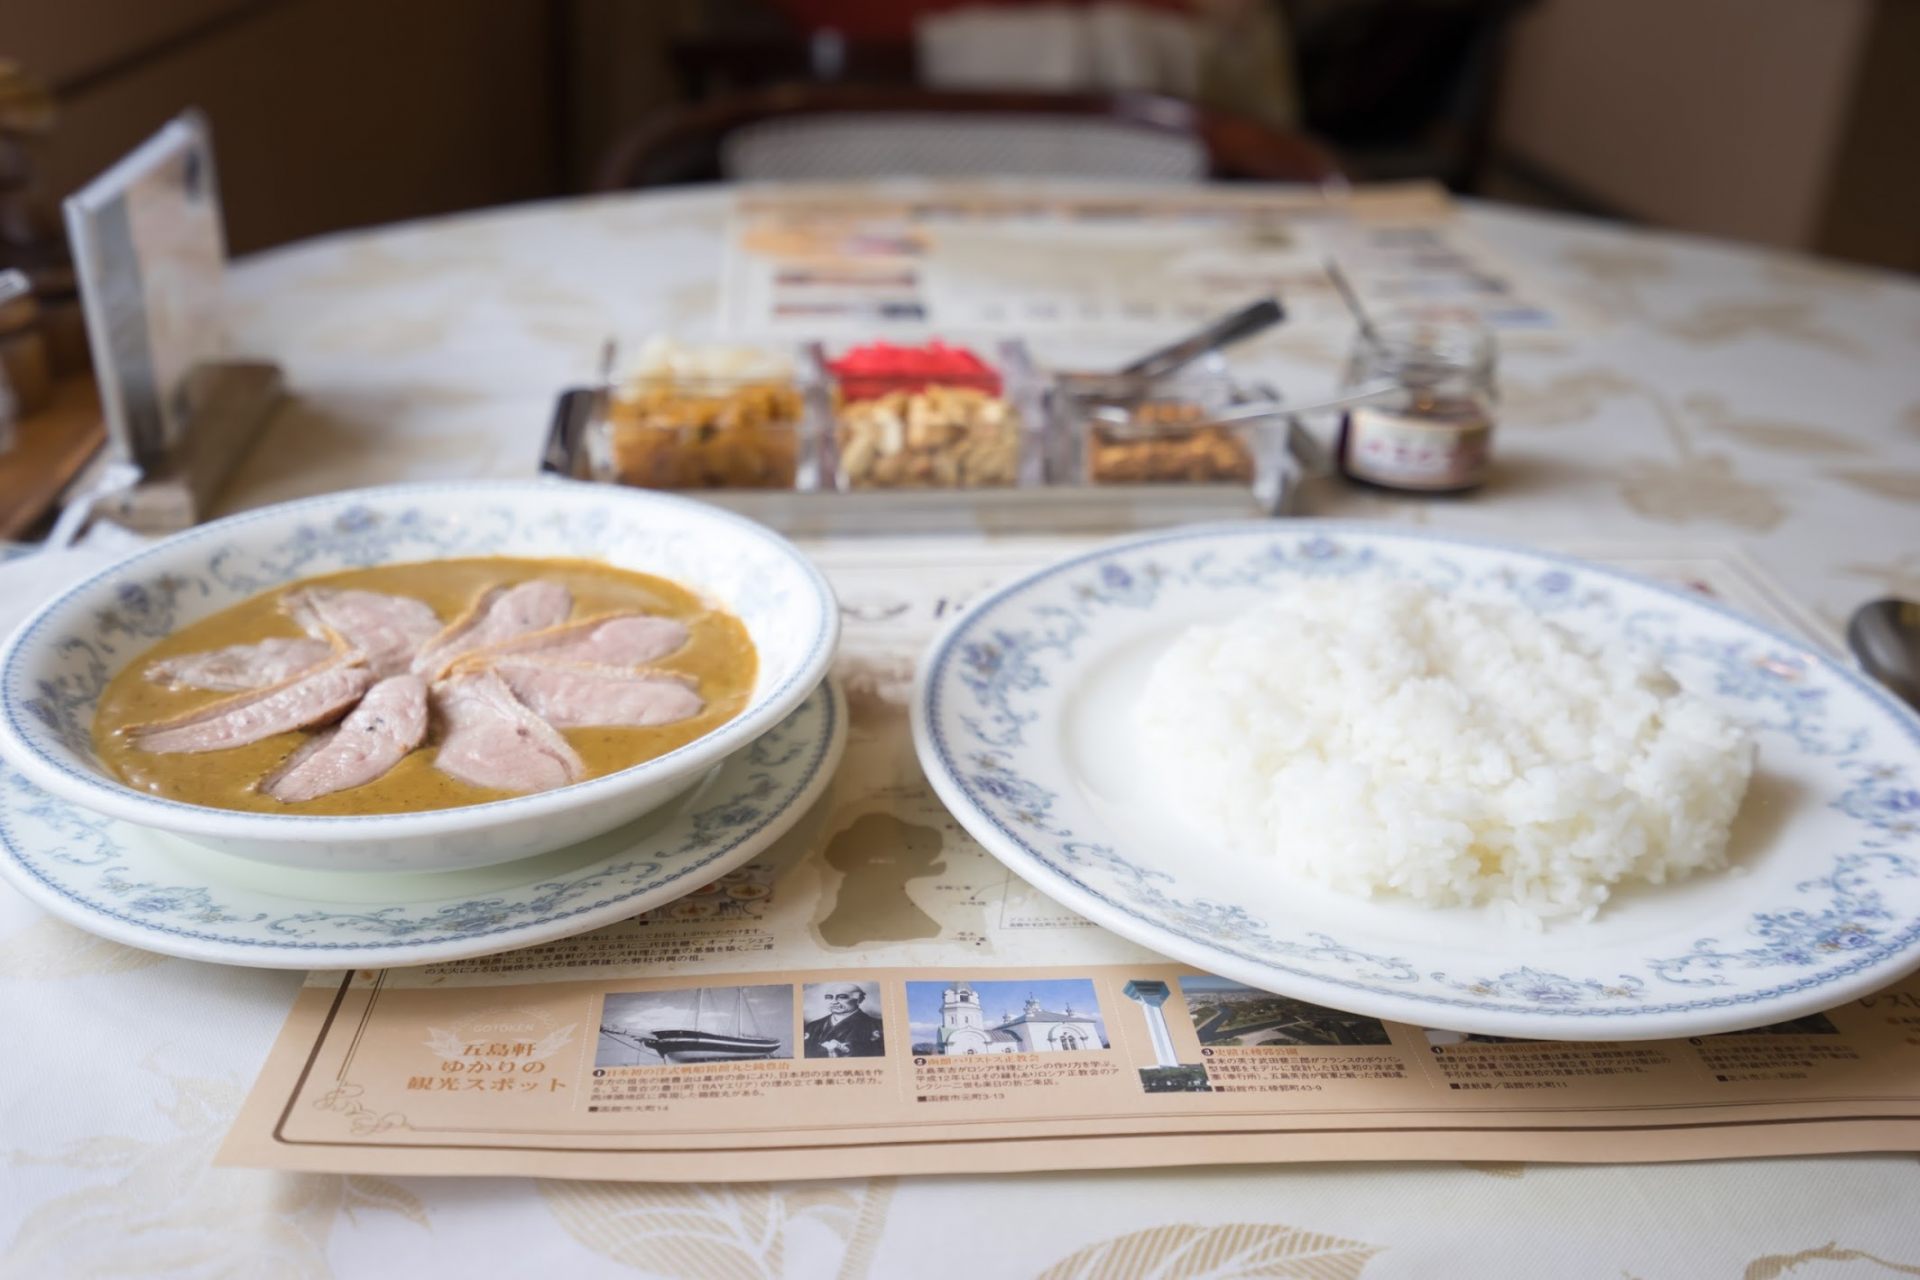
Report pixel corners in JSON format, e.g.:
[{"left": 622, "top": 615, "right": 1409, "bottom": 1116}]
[
  {"left": 9, "top": 0, "right": 578, "bottom": 254},
  {"left": 2, "top": 0, "right": 1915, "bottom": 269},
  {"left": 1489, "top": 0, "right": 1918, "bottom": 271}
]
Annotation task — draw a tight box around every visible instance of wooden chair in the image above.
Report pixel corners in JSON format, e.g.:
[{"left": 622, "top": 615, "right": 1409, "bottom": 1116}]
[
  {"left": 1280, "top": 0, "right": 1539, "bottom": 190},
  {"left": 596, "top": 85, "right": 1343, "bottom": 190}
]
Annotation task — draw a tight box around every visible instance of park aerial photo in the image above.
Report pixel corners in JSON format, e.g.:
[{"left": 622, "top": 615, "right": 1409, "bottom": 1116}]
[{"left": 1178, "top": 976, "right": 1394, "bottom": 1048}]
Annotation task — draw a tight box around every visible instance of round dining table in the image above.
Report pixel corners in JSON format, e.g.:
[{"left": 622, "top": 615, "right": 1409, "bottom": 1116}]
[{"left": 4, "top": 181, "right": 1919, "bottom": 1277}]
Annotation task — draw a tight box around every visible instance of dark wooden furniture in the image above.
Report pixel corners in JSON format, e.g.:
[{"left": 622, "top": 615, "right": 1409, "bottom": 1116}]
[
  {"left": 1280, "top": 0, "right": 1538, "bottom": 190},
  {"left": 0, "top": 377, "right": 104, "bottom": 540},
  {"left": 597, "top": 85, "right": 1342, "bottom": 190}
]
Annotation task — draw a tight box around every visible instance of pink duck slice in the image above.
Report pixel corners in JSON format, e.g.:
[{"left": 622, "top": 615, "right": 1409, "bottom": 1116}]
[
  {"left": 412, "top": 582, "right": 572, "bottom": 679},
  {"left": 282, "top": 588, "right": 442, "bottom": 678},
  {"left": 473, "top": 612, "right": 690, "bottom": 668},
  {"left": 126, "top": 657, "right": 375, "bottom": 754},
  {"left": 145, "top": 636, "right": 336, "bottom": 692},
  {"left": 492, "top": 658, "right": 704, "bottom": 729},
  {"left": 431, "top": 668, "right": 586, "bottom": 793},
  {"left": 259, "top": 674, "right": 430, "bottom": 802}
]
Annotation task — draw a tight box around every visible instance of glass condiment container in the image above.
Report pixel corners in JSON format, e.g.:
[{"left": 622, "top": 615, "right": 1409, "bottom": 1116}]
[
  {"left": 0, "top": 268, "right": 51, "bottom": 425},
  {"left": 1052, "top": 355, "right": 1290, "bottom": 507},
  {"left": 587, "top": 340, "right": 813, "bottom": 491},
  {"left": 826, "top": 339, "right": 1041, "bottom": 491},
  {"left": 1335, "top": 317, "right": 1496, "bottom": 494}
]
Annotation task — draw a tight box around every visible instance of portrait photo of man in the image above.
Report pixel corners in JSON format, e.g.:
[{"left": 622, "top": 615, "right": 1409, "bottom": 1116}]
[{"left": 802, "top": 982, "right": 886, "bottom": 1059}]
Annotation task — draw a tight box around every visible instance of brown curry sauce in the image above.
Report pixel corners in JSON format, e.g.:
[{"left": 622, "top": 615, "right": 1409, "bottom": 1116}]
[{"left": 91, "top": 557, "right": 757, "bottom": 816}]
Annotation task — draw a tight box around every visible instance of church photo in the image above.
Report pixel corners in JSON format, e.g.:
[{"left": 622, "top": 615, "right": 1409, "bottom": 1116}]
[{"left": 906, "top": 979, "right": 1109, "bottom": 1056}]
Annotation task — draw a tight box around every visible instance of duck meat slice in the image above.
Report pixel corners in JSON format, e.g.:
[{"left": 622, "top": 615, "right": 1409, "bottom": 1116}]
[
  {"left": 127, "top": 657, "right": 375, "bottom": 754},
  {"left": 145, "top": 636, "right": 336, "bottom": 692},
  {"left": 259, "top": 674, "right": 429, "bottom": 802},
  {"left": 431, "top": 668, "right": 586, "bottom": 793},
  {"left": 412, "top": 581, "right": 572, "bottom": 678},
  {"left": 492, "top": 658, "right": 704, "bottom": 729},
  {"left": 282, "top": 588, "right": 442, "bottom": 677},
  {"left": 474, "top": 612, "right": 690, "bottom": 667}
]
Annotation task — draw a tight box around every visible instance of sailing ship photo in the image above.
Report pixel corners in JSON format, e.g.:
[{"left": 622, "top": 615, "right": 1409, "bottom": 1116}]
[{"left": 596, "top": 985, "right": 795, "bottom": 1068}]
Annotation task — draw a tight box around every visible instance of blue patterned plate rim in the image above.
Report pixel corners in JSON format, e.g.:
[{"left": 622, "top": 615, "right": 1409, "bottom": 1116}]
[
  {"left": 912, "top": 521, "right": 1920, "bottom": 1039},
  {"left": 0, "top": 678, "right": 843, "bottom": 969}
]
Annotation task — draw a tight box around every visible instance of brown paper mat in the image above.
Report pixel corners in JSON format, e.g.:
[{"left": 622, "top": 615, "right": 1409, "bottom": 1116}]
[{"left": 222, "top": 537, "right": 1915, "bottom": 1179}]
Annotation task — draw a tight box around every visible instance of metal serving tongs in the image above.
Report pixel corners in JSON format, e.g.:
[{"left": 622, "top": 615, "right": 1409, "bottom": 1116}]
[
  {"left": 1118, "top": 297, "right": 1286, "bottom": 382},
  {"left": 1086, "top": 297, "right": 1371, "bottom": 480}
]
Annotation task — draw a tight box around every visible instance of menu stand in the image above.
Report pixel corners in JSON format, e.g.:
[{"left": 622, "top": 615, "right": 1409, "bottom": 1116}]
[
  {"left": 59, "top": 110, "right": 278, "bottom": 539},
  {"left": 84, "top": 360, "right": 282, "bottom": 533}
]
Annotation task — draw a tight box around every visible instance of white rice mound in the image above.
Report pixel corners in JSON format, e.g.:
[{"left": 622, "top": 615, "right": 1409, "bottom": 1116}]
[{"left": 1135, "top": 579, "right": 1755, "bottom": 925}]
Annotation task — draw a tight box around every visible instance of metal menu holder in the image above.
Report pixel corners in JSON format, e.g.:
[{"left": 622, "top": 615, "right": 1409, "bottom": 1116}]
[{"left": 62, "top": 110, "right": 282, "bottom": 535}]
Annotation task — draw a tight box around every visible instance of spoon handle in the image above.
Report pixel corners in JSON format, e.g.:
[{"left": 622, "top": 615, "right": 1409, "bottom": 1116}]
[
  {"left": 1212, "top": 383, "right": 1401, "bottom": 424},
  {"left": 1324, "top": 258, "right": 1384, "bottom": 349},
  {"left": 1089, "top": 384, "right": 1401, "bottom": 439},
  {"left": 1847, "top": 598, "right": 1920, "bottom": 712}
]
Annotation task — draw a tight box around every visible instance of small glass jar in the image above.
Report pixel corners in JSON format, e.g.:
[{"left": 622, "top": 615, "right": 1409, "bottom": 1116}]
[{"left": 1336, "top": 317, "right": 1496, "bottom": 494}]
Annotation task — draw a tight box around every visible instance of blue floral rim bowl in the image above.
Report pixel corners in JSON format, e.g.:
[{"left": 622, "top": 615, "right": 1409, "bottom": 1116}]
[{"left": 0, "top": 480, "right": 839, "bottom": 873}]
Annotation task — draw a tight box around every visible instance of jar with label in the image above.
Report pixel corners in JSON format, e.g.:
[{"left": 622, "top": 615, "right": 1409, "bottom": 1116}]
[{"left": 1336, "top": 317, "right": 1496, "bottom": 493}]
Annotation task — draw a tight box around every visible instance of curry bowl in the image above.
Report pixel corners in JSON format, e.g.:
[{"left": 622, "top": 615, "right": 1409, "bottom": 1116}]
[{"left": 0, "top": 480, "right": 839, "bottom": 872}]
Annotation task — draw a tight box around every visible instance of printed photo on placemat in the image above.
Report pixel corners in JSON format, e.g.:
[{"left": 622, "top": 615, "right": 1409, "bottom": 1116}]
[
  {"left": 1180, "top": 975, "right": 1392, "bottom": 1047},
  {"left": 596, "top": 985, "right": 794, "bottom": 1067},
  {"left": 801, "top": 980, "right": 887, "bottom": 1058},
  {"left": 907, "top": 978, "right": 1108, "bottom": 1056}
]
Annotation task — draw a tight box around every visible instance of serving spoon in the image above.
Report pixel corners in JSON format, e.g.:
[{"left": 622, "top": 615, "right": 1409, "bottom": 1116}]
[
  {"left": 1088, "top": 382, "right": 1400, "bottom": 434},
  {"left": 1848, "top": 598, "right": 1920, "bottom": 712}
]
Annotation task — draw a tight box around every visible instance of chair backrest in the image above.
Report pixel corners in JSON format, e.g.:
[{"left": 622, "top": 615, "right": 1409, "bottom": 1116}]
[
  {"left": 598, "top": 86, "right": 1341, "bottom": 190},
  {"left": 723, "top": 113, "right": 1207, "bottom": 183}
]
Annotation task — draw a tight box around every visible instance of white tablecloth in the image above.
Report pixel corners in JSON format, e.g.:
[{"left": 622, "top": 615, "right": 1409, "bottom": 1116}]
[{"left": 5, "top": 184, "right": 1920, "bottom": 1277}]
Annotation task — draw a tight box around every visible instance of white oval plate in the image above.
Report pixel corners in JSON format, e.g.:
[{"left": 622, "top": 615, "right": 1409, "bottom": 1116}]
[
  {"left": 912, "top": 524, "right": 1920, "bottom": 1040},
  {"left": 0, "top": 680, "right": 842, "bottom": 968}
]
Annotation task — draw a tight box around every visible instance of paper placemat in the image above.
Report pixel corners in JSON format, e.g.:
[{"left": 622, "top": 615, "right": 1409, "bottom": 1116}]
[{"left": 220, "top": 538, "right": 1919, "bottom": 1180}]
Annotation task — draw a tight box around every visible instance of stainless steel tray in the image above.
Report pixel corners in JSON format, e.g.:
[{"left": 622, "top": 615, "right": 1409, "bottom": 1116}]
[{"left": 540, "top": 388, "right": 1316, "bottom": 537}]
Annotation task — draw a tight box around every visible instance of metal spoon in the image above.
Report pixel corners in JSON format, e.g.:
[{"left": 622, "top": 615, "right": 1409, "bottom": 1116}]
[
  {"left": 1324, "top": 257, "right": 1384, "bottom": 350},
  {"left": 1089, "top": 382, "right": 1400, "bottom": 434},
  {"left": 1847, "top": 598, "right": 1920, "bottom": 712}
]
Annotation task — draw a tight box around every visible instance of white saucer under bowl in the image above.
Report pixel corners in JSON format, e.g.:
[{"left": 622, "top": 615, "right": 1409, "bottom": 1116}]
[{"left": 0, "top": 679, "right": 842, "bottom": 968}]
